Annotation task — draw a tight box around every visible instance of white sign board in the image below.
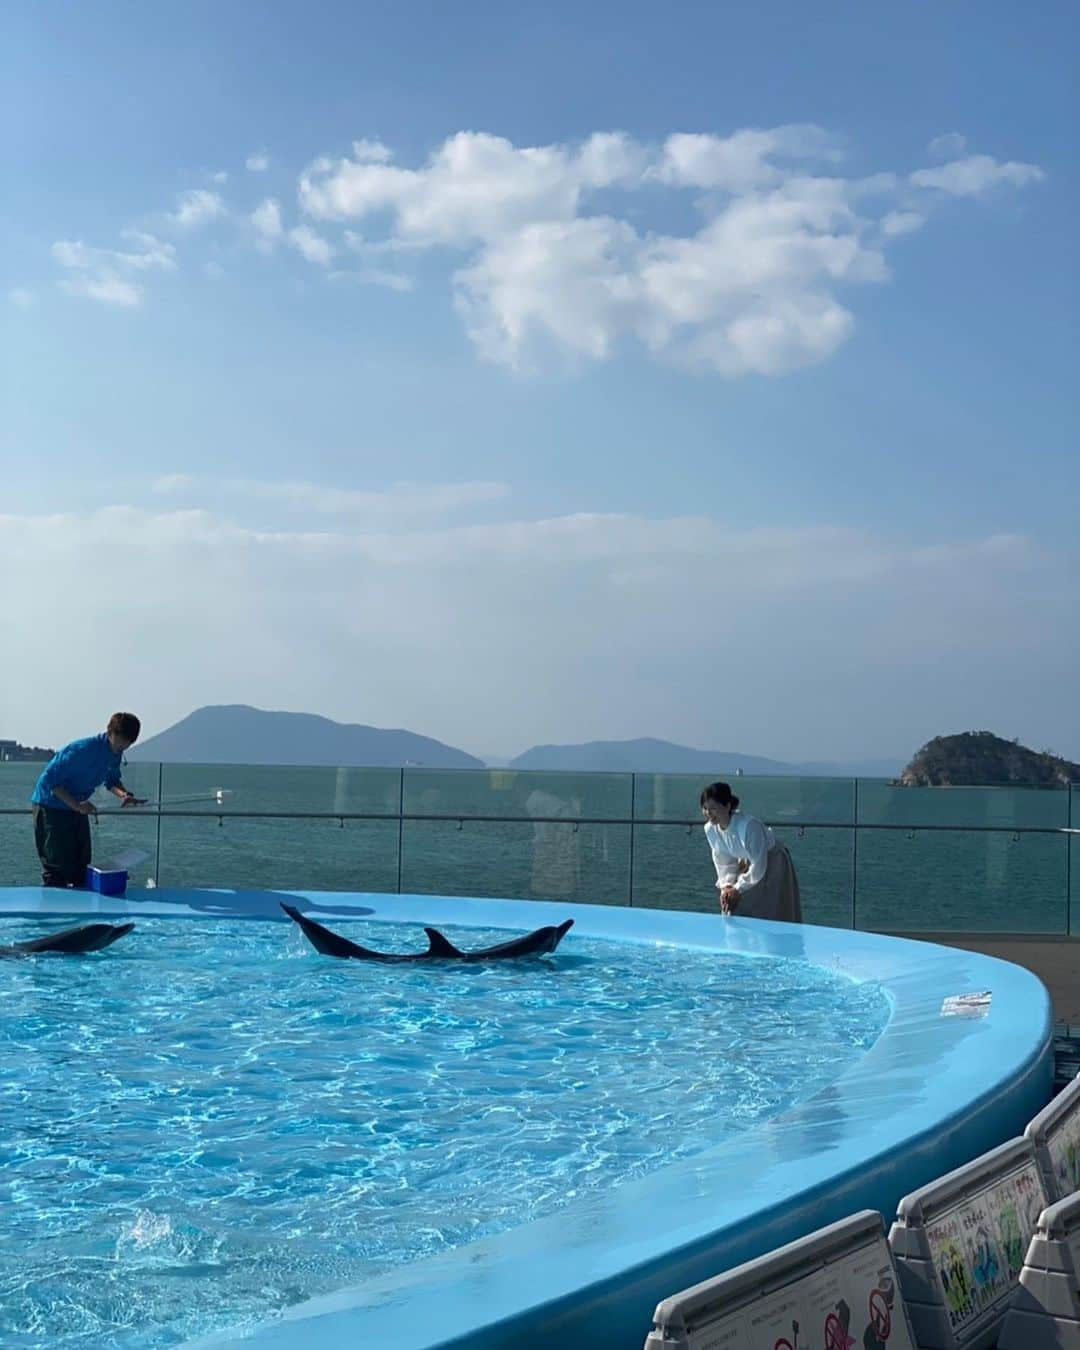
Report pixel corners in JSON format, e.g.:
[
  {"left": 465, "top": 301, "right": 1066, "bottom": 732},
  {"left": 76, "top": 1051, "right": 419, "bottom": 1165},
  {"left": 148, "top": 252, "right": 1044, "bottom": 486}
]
[{"left": 684, "top": 1236, "right": 914, "bottom": 1350}]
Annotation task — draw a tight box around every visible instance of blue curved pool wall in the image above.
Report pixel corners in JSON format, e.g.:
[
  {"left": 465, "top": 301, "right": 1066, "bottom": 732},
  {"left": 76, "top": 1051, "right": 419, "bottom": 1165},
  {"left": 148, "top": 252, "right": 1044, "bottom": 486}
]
[{"left": 0, "top": 888, "right": 1054, "bottom": 1350}]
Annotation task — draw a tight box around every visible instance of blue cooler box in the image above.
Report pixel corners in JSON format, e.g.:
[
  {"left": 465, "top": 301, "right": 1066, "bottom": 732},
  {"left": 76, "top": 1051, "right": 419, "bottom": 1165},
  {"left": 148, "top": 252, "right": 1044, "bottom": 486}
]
[{"left": 85, "top": 866, "right": 128, "bottom": 896}]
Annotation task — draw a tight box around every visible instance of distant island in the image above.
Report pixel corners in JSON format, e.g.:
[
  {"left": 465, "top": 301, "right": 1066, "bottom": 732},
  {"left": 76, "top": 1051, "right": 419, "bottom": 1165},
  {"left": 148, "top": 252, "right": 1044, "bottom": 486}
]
[
  {"left": 0, "top": 739, "right": 54, "bottom": 763},
  {"left": 11, "top": 708, "right": 901, "bottom": 777},
  {"left": 899, "top": 732, "right": 1080, "bottom": 787},
  {"left": 509, "top": 738, "right": 903, "bottom": 778},
  {"left": 15, "top": 712, "right": 1079, "bottom": 787},
  {"left": 121, "top": 709, "right": 904, "bottom": 775},
  {"left": 128, "top": 706, "right": 484, "bottom": 768}
]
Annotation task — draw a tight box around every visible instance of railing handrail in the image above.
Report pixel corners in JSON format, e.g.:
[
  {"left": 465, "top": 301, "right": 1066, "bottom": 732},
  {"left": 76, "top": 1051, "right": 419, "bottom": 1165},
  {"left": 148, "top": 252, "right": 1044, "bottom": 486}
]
[{"left": 0, "top": 806, "right": 1076, "bottom": 833}]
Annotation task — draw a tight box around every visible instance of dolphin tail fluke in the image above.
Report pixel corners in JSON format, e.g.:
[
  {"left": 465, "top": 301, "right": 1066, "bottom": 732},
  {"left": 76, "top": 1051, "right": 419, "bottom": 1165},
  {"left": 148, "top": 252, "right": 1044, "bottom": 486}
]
[
  {"left": 423, "top": 927, "right": 464, "bottom": 958},
  {"left": 549, "top": 918, "right": 575, "bottom": 951},
  {"left": 280, "top": 902, "right": 378, "bottom": 960}
]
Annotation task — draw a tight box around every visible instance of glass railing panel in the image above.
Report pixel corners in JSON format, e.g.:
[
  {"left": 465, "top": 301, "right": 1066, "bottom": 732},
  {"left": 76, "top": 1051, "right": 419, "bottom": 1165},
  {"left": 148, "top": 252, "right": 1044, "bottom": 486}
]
[
  {"left": 402, "top": 768, "right": 632, "bottom": 821},
  {"left": 856, "top": 780, "right": 1068, "bottom": 830},
  {"left": 0, "top": 763, "right": 42, "bottom": 809},
  {"left": 633, "top": 773, "right": 855, "bottom": 825},
  {"left": 630, "top": 823, "right": 854, "bottom": 928},
  {"left": 0, "top": 813, "right": 160, "bottom": 889},
  {"left": 0, "top": 812, "right": 41, "bottom": 885},
  {"left": 159, "top": 763, "right": 401, "bottom": 815},
  {"left": 0, "top": 759, "right": 160, "bottom": 807},
  {"left": 86, "top": 813, "right": 159, "bottom": 889},
  {"left": 157, "top": 815, "right": 400, "bottom": 892},
  {"left": 400, "top": 820, "right": 630, "bottom": 905},
  {"left": 854, "top": 827, "right": 1068, "bottom": 933}
]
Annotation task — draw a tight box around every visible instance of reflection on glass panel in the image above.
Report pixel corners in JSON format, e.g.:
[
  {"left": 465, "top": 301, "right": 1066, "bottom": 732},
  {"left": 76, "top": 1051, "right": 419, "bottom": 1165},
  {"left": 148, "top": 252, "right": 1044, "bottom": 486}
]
[
  {"left": 159, "top": 764, "right": 401, "bottom": 815},
  {"left": 401, "top": 820, "right": 630, "bottom": 905},
  {"left": 0, "top": 811, "right": 159, "bottom": 889},
  {"left": 633, "top": 773, "right": 854, "bottom": 825},
  {"left": 856, "top": 780, "right": 1068, "bottom": 830},
  {"left": 855, "top": 828, "right": 1068, "bottom": 933},
  {"left": 402, "top": 768, "right": 632, "bottom": 821},
  {"left": 630, "top": 823, "right": 854, "bottom": 928},
  {"left": 157, "top": 816, "right": 399, "bottom": 892}
]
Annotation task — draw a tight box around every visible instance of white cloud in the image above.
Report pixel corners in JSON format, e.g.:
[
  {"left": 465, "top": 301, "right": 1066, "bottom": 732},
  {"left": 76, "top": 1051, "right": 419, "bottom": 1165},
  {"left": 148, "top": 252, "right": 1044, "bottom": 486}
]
[
  {"left": 251, "top": 197, "right": 284, "bottom": 243},
  {"left": 203, "top": 261, "right": 226, "bottom": 279},
  {"left": 295, "top": 128, "right": 1042, "bottom": 376},
  {"left": 298, "top": 131, "right": 645, "bottom": 243},
  {"left": 117, "top": 230, "right": 179, "bottom": 270},
  {"left": 8, "top": 287, "right": 35, "bottom": 308},
  {"left": 910, "top": 155, "right": 1045, "bottom": 196},
  {"left": 652, "top": 125, "right": 842, "bottom": 190},
  {"left": 171, "top": 189, "right": 227, "bottom": 227},
  {"left": 246, "top": 151, "right": 270, "bottom": 172},
  {"left": 52, "top": 234, "right": 176, "bottom": 273},
  {"left": 62, "top": 274, "right": 141, "bottom": 306},
  {"left": 212, "top": 170, "right": 228, "bottom": 184},
  {"left": 52, "top": 232, "right": 176, "bottom": 306},
  {"left": 928, "top": 132, "right": 967, "bottom": 160},
  {"left": 880, "top": 210, "right": 926, "bottom": 238},
  {"left": 288, "top": 224, "right": 334, "bottom": 265},
  {"left": 48, "top": 126, "right": 1044, "bottom": 373},
  {"left": 331, "top": 266, "right": 414, "bottom": 292},
  {"left": 59, "top": 275, "right": 142, "bottom": 306},
  {"left": 352, "top": 138, "right": 392, "bottom": 163}
]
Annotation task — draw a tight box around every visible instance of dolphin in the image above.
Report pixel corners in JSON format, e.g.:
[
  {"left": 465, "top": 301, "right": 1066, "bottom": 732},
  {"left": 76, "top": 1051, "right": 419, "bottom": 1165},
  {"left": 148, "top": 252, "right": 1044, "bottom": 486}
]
[
  {"left": 0, "top": 921, "right": 135, "bottom": 957},
  {"left": 280, "top": 903, "right": 573, "bottom": 963}
]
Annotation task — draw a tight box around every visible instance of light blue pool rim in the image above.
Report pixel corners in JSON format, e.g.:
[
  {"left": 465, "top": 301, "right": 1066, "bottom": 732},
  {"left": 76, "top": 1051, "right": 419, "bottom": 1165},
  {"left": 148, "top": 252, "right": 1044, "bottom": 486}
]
[{"left": 0, "top": 887, "right": 1053, "bottom": 1350}]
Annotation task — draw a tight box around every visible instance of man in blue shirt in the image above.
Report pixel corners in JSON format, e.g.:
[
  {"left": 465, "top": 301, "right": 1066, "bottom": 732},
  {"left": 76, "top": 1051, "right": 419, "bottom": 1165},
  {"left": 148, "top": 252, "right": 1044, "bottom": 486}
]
[{"left": 31, "top": 712, "right": 145, "bottom": 887}]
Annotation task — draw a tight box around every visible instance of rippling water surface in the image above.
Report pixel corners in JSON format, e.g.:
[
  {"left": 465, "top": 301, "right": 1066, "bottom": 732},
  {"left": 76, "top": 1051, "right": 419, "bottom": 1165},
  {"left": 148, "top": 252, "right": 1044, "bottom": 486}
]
[{"left": 0, "top": 916, "right": 889, "bottom": 1346}]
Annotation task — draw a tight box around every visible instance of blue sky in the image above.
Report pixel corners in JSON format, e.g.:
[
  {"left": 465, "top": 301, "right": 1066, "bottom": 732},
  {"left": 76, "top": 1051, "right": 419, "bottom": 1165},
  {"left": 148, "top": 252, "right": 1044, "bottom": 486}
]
[{"left": 3, "top": 0, "right": 1077, "bottom": 760}]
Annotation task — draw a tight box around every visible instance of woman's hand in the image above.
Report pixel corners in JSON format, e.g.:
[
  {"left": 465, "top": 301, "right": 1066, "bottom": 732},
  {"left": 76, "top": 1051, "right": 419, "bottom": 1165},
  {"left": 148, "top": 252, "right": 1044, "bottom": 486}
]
[{"left": 736, "top": 858, "right": 750, "bottom": 875}]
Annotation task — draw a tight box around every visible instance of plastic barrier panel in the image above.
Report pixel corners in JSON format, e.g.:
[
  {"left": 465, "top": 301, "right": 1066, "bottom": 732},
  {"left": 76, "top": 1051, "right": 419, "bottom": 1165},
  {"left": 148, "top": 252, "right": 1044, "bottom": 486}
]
[
  {"left": 1027, "top": 1074, "right": 1080, "bottom": 1204},
  {"left": 644, "top": 1209, "right": 916, "bottom": 1350},
  {"left": 998, "top": 1188, "right": 1080, "bottom": 1349},
  {"left": 888, "top": 1137, "right": 1049, "bottom": 1349}
]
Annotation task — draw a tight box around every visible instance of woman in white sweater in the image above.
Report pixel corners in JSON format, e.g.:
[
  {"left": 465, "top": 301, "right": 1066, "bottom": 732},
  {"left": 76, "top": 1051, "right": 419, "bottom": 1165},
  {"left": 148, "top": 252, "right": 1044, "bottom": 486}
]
[{"left": 700, "top": 781, "right": 802, "bottom": 922}]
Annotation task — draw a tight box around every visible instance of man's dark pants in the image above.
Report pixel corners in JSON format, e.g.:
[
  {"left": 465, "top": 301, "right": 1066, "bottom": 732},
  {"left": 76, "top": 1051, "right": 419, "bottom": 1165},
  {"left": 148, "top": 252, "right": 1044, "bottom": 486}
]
[{"left": 32, "top": 805, "right": 91, "bottom": 887}]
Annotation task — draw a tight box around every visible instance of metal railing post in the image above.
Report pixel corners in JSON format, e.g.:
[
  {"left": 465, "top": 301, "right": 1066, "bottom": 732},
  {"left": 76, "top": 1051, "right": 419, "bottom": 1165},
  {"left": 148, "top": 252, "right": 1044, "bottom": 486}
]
[
  {"left": 852, "top": 778, "right": 859, "bottom": 931},
  {"left": 154, "top": 762, "right": 163, "bottom": 887},
  {"left": 1068, "top": 787, "right": 1074, "bottom": 937},
  {"left": 396, "top": 767, "right": 405, "bottom": 895},
  {"left": 627, "top": 774, "right": 636, "bottom": 908}
]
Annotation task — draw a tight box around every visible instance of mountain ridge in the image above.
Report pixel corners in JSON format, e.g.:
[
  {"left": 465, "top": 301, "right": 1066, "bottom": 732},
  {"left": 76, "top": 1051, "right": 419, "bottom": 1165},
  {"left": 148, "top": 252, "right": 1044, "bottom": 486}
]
[
  {"left": 129, "top": 705, "right": 485, "bottom": 768},
  {"left": 129, "top": 708, "right": 902, "bottom": 776}
]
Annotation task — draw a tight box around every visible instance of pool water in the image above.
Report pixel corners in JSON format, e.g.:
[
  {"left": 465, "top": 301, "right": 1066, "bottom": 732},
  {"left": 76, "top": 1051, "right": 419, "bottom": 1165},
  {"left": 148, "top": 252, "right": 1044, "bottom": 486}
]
[{"left": 0, "top": 916, "right": 890, "bottom": 1347}]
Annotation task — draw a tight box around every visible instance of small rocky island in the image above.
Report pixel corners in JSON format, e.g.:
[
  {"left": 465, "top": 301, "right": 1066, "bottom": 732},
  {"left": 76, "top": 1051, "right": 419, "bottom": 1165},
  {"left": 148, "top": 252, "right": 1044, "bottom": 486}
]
[{"left": 899, "top": 731, "right": 1080, "bottom": 787}]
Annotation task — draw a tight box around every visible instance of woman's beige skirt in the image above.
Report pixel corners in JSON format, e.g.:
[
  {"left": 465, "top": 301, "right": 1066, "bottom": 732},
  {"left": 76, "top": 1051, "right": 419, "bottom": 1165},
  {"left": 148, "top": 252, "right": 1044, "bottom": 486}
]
[{"left": 731, "top": 844, "right": 802, "bottom": 922}]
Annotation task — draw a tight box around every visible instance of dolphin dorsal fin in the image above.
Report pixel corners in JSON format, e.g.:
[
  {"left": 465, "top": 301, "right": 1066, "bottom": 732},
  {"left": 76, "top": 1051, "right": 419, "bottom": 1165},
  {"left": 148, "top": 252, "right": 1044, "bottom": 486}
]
[{"left": 424, "top": 927, "right": 462, "bottom": 958}]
